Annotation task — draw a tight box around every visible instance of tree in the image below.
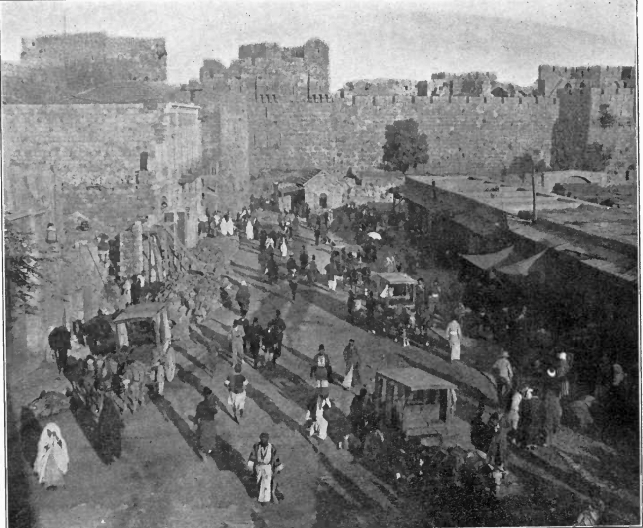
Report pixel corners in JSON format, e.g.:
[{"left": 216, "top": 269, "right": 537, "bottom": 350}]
[
  {"left": 381, "top": 118, "right": 429, "bottom": 174},
  {"left": 4, "top": 222, "right": 43, "bottom": 315}
]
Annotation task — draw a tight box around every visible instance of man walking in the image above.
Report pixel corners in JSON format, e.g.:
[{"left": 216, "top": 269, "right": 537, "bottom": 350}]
[
  {"left": 266, "top": 253, "right": 279, "bottom": 285},
  {"left": 246, "top": 317, "right": 263, "bottom": 369},
  {"left": 299, "top": 245, "right": 309, "bottom": 274},
  {"left": 415, "top": 278, "right": 428, "bottom": 318},
  {"left": 342, "top": 339, "right": 361, "bottom": 390},
  {"left": 268, "top": 310, "right": 286, "bottom": 365},
  {"left": 288, "top": 277, "right": 298, "bottom": 301},
  {"left": 542, "top": 367, "right": 562, "bottom": 447},
  {"left": 310, "top": 344, "right": 333, "bottom": 389},
  {"left": 229, "top": 319, "right": 245, "bottom": 368},
  {"left": 236, "top": 281, "right": 250, "bottom": 313},
  {"left": 445, "top": 315, "right": 462, "bottom": 362},
  {"left": 325, "top": 260, "right": 337, "bottom": 292},
  {"left": 247, "top": 433, "right": 284, "bottom": 505},
  {"left": 492, "top": 350, "right": 514, "bottom": 406},
  {"left": 225, "top": 363, "right": 249, "bottom": 421},
  {"left": 286, "top": 252, "right": 298, "bottom": 278},
  {"left": 307, "top": 255, "right": 318, "bottom": 284}
]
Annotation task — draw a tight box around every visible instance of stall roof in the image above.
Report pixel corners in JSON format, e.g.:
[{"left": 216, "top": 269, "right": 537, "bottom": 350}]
[
  {"left": 113, "top": 302, "right": 167, "bottom": 323},
  {"left": 378, "top": 367, "right": 457, "bottom": 391},
  {"left": 461, "top": 246, "right": 514, "bottom": 270},
  {"left": 374, "top": 272, "right": 418, "bottom": 285},
  {"left": 496, "top": 249, "right": 548, "bottom": 276}
]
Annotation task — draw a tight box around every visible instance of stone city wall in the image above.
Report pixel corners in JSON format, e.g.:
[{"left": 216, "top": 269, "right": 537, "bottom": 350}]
[
  {"left": 246, "top": 94, "right": 561, "bottom": 179},
  {"left": 241, "top": 89, "right": 635, "bottom": 183},
  {"left": 3, "top": 102, "right": 202, "bottom": 214}
]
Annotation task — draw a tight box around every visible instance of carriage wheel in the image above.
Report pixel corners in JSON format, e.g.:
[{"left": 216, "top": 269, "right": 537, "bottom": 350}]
[
  {"left": 165, "top": 348, "right": 176, "bottom": 382},
  {"left": 156, "top": 365, "right": 165, "bottom": 396}
]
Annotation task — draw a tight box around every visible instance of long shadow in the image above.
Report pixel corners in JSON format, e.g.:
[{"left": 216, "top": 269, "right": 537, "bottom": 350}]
[
  {"left": 175, "top": 363, "right": 236, "bottom": 423},
  {"left": 197, "top": 320, "right": 347, "bottom": 403},
  {"left": 150, "top": 367, "right": 268, "bottom": 506},
  {"left": 192, "top": 322, "right": 394, "bottom": 517},
  {"left": 149, "top": 393, "right": 203, "bottom": 460},
  {"left": 209, "top": 438, "right": 258, "bottom": 499},
  {"left": 8, "top": 392, "right": 38, "bottom": 528},
  {"left": 317, "top": 452, "right": 388, "bottom": 514},
  {"left": 19, "top": 406, "right": 42, "bottom": 468},
  {"left": 515, "top": 446, "right": 640, "bottom": 517},
  {"left": 69, "top": 395, "right": 110, "bottom": 465},
  {"left": 174, "top": 341, "right": 216, "bottom": 377}
]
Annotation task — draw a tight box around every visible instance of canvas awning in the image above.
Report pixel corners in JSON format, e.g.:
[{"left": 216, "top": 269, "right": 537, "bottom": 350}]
[
  {"left": 374, "top": 272, "right": 418, "bottom": 285},
  {"left": 461, "top": 246, "right": 514, "bottom": 270},
  {"left": 377, "top": 367, "right": 457, "bottom": 391},
  {"left": 496, "top": 249, "right": 548, "bottom": 276}
]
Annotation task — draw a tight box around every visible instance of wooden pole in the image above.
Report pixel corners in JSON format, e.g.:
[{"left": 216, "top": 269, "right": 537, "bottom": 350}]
[{"left": 531, "top": 163, "right": 537, "bottom": 222}]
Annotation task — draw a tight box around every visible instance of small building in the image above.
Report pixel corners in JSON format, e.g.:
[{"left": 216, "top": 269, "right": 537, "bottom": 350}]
[
  {"left": 304, "top": 168, "right": 405, "bottom": 215},
  {"left": 303, "top": 170, "right": 348, "bottom": 214}
]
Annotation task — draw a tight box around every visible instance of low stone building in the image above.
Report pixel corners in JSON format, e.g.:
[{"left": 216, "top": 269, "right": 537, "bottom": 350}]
[{"left": 304, "top": 168, "right": 405, "bottom": 215}]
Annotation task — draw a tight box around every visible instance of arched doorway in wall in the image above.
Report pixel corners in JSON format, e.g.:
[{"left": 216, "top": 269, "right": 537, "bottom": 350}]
[{"left": 319, "top": 193, "right": 328, "bottom": 209}]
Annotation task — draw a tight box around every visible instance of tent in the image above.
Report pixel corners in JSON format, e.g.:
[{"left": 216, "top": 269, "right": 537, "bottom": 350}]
[
  {"left": 461, "top": 246, "right": 514, "bottom": 271},
  {"left": 496, "top": 249, "right": 548, "bottom": 276}
]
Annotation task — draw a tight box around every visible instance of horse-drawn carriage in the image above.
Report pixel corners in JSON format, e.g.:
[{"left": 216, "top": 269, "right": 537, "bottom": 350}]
[
  {"left": 374, "top": 367, "right": 457, "bottom": 439},
  {"left": 372, "top": 272, "right": 418, "bottom": 309},
  {"left": 72, "top": 302, "right": 177, "bottom": 416}
]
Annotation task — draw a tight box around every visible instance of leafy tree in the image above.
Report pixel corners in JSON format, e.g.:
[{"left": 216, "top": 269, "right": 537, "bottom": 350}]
[
  {"left": 381, "top": 118, "right": 429, "bottom": 174},
  {"left": 4, "top": 222, "right": 42, "bottom": 315}
]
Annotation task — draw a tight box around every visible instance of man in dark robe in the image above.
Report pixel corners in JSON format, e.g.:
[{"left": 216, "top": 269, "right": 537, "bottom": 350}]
[
  {"left": 470, "top": 402, "right": 489, "bottom": 452},
  {"left": 259, "top": 230, "right": 267, "bottom": 252},
  {"left": 349, "top": 388, "right": 371, "bottom": 442},
  {"left": 195, "top": 386, "right": 218, "bottom": 455},
  {"left": 48, "top": 326, "right": 71, "bottom": 374},
  {"left": 98, "top": 396, "right": 124, "bottom": 464},
  {"left": 246, "top": 317, "right": 263, "bottom": 369},
  {"left": 299, "top": 245, "right": 309, "bottom": 273},
  {"left": 236, "top": 281, "right": 251, "bottom": 313},
  {"left": 286, "top": 253, "right": 298, "bottom": 278},
  {"left": 268, "top": 310, "right": 286, "bottom": 364},
  {"left": 307, "top": 255, "right": 319, "bottom": 284},
  {"left": 266, "top": 254, "right": 279, "bottom": 285}
]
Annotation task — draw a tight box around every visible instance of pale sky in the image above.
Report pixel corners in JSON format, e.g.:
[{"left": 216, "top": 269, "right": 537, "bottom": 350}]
[{"left": 0, "top": 0, "right": 637, "bottom": 89}]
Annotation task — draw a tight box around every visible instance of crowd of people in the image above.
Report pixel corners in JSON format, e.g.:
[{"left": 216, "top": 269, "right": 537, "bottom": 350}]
[{"left": 37, "top": 193, "right": 631, "bottom": 523}]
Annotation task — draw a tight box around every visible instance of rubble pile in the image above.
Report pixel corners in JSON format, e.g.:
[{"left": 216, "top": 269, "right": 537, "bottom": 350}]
[{"left": 191, "top": 236, "right": 239, "bottom": 278}]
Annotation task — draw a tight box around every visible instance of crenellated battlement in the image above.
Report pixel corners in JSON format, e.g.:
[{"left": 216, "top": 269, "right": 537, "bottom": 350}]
[
  {"left": 247, "top": 88, "right": 635, "bottom": 109},
  {"left": 539, "top": 65, "right": 634, "bottom": 76}
]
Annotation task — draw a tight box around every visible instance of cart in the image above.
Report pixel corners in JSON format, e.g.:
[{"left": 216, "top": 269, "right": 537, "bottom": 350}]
[
  {"left": 113, "top": 302, "right": 176, "bottom": 396},
  {"left": 374, "top": 367, "right": 457, "bottom": 438},
  {"left": 372, "top": 272, "right": 417, "bottom": 309}
]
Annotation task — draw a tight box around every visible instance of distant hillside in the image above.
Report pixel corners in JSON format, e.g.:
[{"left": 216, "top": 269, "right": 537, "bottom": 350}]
[{"left": 329, "top": 11, "right": 636, "bottom": 89}]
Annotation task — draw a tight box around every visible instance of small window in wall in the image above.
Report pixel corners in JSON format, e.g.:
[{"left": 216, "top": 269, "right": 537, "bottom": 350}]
[
  {"left": 319, "top": 193, "right": 328, "bottom": 209},
  {"left": 140, "top": 152, "right": 148, "bottom": 171}
]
